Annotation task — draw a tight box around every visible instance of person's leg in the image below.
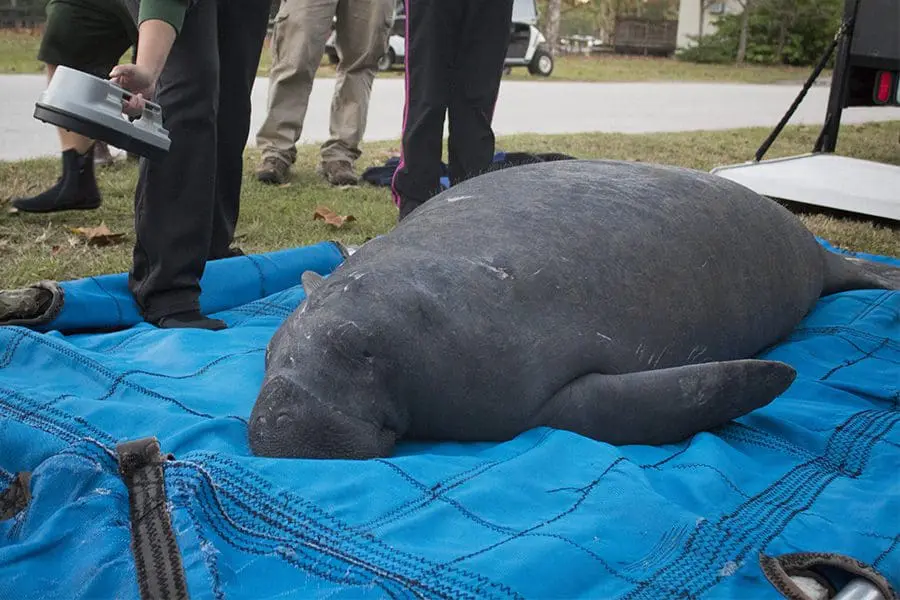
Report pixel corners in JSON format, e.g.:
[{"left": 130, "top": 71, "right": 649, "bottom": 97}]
[
  {"left": 13, "top": 0, "right": 132, "bottom": 213},
  {"left": 129, "top": 0, "right": 224, "bottom": 330},
  {"left": 446, "top": 0, "right": 513, "bottom": 187},
  {"left": 390, "top": 0, "right": 460, "bottom": 220},
  {"left": 318, "top": 0, "right": 393, "bottom": 186},
  {"left": 254, "top": 0, "right": 340, "bottom": 184},
  {"left": 208, "top": 0, "right": 272, "bottom": 261}
]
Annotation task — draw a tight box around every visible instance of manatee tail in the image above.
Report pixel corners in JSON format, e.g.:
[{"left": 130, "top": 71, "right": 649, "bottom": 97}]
[
  {"left": 821, "top": 248, "right": 900, "bottom": 294},
  {"left": 540, "top": 359, "right": 796, "bottom": 446}
]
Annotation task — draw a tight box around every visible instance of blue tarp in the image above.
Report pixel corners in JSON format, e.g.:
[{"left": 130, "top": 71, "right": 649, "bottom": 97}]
[{"left": 0, "top": 238, "right": 898, "bottom": 599}]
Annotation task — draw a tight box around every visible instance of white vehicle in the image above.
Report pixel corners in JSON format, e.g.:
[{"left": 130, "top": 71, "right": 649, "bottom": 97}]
[
  {"left": 505, "top": 0, "right": 554, "bottom": 76},
  {"left": 324, "top": 0, "right": 553, "bottom": 77}
]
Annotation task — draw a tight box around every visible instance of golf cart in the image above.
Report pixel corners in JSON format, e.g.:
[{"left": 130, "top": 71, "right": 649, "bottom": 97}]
[
  {"left": 324, "top": 0, "right": 554, "bottom": 77},
  {"left": 506, "top": 0, "right": 554, "bottom": 77}
]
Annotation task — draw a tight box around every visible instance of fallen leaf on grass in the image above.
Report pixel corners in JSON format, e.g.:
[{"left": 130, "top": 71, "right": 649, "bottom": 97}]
[
  {"left": 313, "top": 206, "right": 356, "bottom": 229},
  {"left": 69, "top": 222, "right": 126, "bottom": 246}
]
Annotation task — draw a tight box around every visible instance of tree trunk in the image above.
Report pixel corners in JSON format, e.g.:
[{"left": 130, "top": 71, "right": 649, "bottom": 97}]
[
  {"left": 698, "top": 0, "right": 705, "bottom": 39},
  {"left": 546, "top": 0, "right": 562, "bottom": 56},
  {"left": 774, "top": 0, "right": 798, "bottom": 61},
  {"left": 736, "top": 0, "right": 751, "bottom": 63}
]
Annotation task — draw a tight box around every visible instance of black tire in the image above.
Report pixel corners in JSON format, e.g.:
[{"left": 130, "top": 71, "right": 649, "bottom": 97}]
[
  {"left": 528, "top": 48, "right": 553, "bottom": 77},
  {"left": 377, "top": 48, "right": 395, "bottom": 71},
  {"left": 326, "top": 48, "right": 339, "bottom": 65}
]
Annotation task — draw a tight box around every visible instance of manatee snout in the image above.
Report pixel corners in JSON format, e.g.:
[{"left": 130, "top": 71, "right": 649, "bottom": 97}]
[{"left": 248, "top": 374, "right": 396, "bottom": 460}]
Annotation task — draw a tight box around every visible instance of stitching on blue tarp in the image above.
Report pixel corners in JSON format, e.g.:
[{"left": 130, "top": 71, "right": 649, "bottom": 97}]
[
  {"left": 821, "top": 339, "right": 890, "bottom": 380},
  {"left": 176, "top": 478, "right": 409, "bottom": 599},
  {"left": 1, "top": 243, "right": 897, "bottom": 599},
  {"left": 434, "top": 458, "right": 629, "bottom": 569},
  {"left": 716, "top": 424, "right": 817, "bottom": 461},
  {"left": 0, "top": 330, "right": 26, "bottom": 369},
  {"left": 101, "top": 330, "right": 156, "bottom": 354},
  {"left": 874, "top": 535, "right": 900, "bottom": 569},
  {"left": 90, "top": 276, "right": 123, "bottom": 325},
  {"left": 3, "top": 329, "right": 244, "bottom": 421},
  {"left": 167, "top": 460, "right": 523, "bottom": 600},
  {"left": 0, "top": 388, "right": 117, "bottom": 447},
  {"left": 357, "top": 430, "right": 556, "bottom": 532},
  {"left": 616, "top": 407, "right": 900, "bottom": 600}
]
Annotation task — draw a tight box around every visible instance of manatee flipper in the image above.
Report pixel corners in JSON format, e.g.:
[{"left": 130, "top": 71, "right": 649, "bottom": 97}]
[
  {"left": 540, "top": 359, "right": 797, "bottom": 446},
  {"left": 301, "top": 271, "right": 326, "bottom": 296},
  {"left": 821, "top": 249, "right": 900, "bottom": 294}
]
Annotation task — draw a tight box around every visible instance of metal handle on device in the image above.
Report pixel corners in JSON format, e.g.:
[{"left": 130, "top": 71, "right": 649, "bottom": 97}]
[{"left": 832, "top": 578, "right": 886, "bottom": 600}]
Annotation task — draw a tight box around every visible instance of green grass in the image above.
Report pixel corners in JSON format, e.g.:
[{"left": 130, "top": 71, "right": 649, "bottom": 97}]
[
  {"left": 2, "top": 28, "right": 826, "bottom": 84},
  {"left": 1, "top": 121, "right": 898, "bottom": 289},
  {"left": 0, "top": 28, "right": 47, "bottom": 74}
]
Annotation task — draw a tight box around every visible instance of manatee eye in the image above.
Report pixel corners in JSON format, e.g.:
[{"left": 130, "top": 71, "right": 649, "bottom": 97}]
[{"left": 362, "top": 350, "right": 374, "bottom": 360}]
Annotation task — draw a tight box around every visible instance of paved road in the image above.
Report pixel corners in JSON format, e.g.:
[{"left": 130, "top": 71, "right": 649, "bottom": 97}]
[{"left": 2, "top": 74, "right": 898, "bottom": 161}]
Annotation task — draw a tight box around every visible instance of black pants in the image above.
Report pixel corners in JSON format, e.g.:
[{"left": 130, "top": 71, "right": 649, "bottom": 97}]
[
  {"left": 390, "top": 0, "right": 514, "bottom": 218},
  {"left": 129, "top": 0, "right": 271, "bottom": 322}
]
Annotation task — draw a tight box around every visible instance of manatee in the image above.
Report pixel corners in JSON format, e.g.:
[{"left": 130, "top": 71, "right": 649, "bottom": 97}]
[{"left": 248, "top": 159, "right": 900, "bottom": 460}]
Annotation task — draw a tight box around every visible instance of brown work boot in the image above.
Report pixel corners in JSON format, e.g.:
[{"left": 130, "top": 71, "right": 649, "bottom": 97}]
[
  {"left": 93, "top": 141, "right": 115, "bottom": 167},
  {"left": 319, "top": 160, "right": 358, "bottom": 186},
  {"left": 256, "top": 155, "right": 290, "bottom": 185}
]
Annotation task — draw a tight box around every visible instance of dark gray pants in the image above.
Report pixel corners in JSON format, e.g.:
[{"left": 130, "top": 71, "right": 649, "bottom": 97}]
[
  {"left": 390, "top": 0, "right": 514, "bottom": 219},
  {"left": 129, "top": 0, "right": 271, "bottom": 322}
]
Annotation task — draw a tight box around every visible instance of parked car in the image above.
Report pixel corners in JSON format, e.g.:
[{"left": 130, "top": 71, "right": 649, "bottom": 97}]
[{"left": 324, "top": 0, "right": 553, "bottom": 77}]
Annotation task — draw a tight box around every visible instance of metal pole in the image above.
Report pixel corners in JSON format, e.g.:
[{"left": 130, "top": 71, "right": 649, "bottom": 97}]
[
  {"left": 752, "top": 21, "right": 848, "bottom": 162},
  {"left": 814, "top": 0, "right": 863, "bottom": 153}
]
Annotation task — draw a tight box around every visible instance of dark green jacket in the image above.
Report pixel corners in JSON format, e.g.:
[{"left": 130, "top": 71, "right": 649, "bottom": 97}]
[{"left": 119, "top": 0, "right": 191, "bottom": 37}]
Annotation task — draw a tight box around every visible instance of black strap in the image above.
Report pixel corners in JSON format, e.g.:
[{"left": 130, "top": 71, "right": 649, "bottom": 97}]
[
  {"left": 117, "top": 437, "right": 189, "bottom": 600},
  {"left": 0, "top": 472, "right": 32, "bottom": 521}
]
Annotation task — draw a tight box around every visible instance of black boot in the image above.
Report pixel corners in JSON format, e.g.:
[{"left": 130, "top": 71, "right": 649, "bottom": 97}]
[{"left": 12, "top": 148, "right": 102, "bottom": 213}]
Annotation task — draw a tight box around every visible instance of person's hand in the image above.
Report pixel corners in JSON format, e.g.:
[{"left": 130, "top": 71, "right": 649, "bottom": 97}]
[{"left": 109, "top": 64, "right": 157, "bottom": 118}]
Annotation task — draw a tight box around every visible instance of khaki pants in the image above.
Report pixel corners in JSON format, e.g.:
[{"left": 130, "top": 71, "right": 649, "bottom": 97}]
[{"left": 257, "top": 0, "right": 393, "bottom": 166}]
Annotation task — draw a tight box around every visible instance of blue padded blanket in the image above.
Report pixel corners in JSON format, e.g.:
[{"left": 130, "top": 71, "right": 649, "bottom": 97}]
[{"left": 1, "top": 239, "right": 898, "bottom": 599}]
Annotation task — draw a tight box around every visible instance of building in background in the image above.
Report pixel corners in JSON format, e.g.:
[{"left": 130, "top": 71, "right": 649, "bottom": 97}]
[{"left": 675, "top": 0, "right": 744, "bottom": 49}]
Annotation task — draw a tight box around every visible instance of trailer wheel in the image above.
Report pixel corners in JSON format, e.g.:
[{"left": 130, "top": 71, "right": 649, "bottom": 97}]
[{"left": 528, "top": 48, "right": 553, "bottom": 77}]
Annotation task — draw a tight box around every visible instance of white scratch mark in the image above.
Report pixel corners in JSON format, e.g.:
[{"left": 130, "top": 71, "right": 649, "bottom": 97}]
[
  {"left": 532, "top": 268, "right": 544, "bottom": 276},
  {"left": 719, "top": 561, "right": 740, "bottom": 577},
  {"left": 446, "top": 195, "right": 474, "bottom": 203},
  {"left": 687, "top": 345, "right": 708, "bottom": 363},
  {"left": 651, "top": 343, "right": 673, "bottom": 369},
  {"left": 596, "top": 333, "right": 612, "bottom": 342},
  {"left": 462, "top": 258, "right": 511, "bottom": 279}
]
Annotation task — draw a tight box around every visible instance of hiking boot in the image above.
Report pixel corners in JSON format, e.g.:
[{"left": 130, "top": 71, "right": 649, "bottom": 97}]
[
  {"left": 319, "top": 160, "right": 358, "bottom": 186},
  {"left": 256, "top": 155, "right": 290, "bottom": 185},
  {"left": 12, "top": 147, "right": 102, "bottom": 213},
  {"left": 93, "top": 141, "right": 115, "bottom": 167}
]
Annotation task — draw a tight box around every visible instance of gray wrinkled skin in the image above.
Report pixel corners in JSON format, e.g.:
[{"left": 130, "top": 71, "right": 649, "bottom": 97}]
[{"left": 248, "top": 159, "right": 900, "bottom": 460}]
